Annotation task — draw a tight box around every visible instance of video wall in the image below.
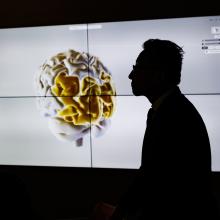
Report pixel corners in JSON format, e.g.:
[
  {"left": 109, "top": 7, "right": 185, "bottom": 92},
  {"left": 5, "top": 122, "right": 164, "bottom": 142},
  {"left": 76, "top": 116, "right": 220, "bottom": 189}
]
[{"left": 0, "top": 16, "right": 220, "bottom": 170}]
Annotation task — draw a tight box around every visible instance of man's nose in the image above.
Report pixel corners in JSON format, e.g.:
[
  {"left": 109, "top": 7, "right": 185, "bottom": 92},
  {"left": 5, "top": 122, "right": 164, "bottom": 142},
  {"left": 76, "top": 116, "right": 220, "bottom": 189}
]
[{"left": 128, "top": 70, "right": 134, "bottom": 80}]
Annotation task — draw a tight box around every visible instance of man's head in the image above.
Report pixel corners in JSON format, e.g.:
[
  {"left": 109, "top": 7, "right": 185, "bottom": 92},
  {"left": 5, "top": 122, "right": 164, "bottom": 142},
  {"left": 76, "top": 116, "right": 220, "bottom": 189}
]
[{"left": 129, "top": 39, "right": 184, "bottom": 102}]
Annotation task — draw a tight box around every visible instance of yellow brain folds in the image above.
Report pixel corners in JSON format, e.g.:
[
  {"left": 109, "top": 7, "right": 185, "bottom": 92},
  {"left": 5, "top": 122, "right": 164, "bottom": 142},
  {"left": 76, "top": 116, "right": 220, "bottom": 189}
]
[{"left": 35, "top": 49, "right": 116, "bottom": 146}]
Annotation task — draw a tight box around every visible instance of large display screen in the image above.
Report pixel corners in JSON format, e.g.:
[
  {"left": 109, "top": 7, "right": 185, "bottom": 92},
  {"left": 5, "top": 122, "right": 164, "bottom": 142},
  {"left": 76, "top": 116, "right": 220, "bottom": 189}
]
[{"left": 0, "top": 16, "right": 220, "bottom": 170}]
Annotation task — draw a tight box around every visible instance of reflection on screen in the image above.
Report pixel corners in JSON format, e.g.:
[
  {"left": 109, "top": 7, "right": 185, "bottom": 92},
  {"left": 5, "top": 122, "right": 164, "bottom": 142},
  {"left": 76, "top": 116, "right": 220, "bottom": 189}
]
[{"left": 0, "top": 16, "right": 219, "bottom": 170}]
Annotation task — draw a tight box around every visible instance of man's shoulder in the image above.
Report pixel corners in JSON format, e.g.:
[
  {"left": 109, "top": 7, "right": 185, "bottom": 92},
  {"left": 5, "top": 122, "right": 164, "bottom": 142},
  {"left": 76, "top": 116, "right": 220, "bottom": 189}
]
[{"left": 157, "top": 88, "right": 204, "bottom": 125}]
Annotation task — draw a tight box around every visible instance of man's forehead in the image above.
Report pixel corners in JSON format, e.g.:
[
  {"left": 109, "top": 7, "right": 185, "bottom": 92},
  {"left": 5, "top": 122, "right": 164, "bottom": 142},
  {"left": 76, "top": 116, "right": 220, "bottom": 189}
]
[{"left": 136, "top": 50, "right": 151, "bottom": 65}]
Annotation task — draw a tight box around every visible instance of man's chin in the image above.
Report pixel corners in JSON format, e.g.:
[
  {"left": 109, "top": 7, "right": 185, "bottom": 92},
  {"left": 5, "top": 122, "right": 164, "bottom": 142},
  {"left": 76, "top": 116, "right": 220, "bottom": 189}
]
[{"left": 132, "top": 88, "right": 143, "bottom": 96}]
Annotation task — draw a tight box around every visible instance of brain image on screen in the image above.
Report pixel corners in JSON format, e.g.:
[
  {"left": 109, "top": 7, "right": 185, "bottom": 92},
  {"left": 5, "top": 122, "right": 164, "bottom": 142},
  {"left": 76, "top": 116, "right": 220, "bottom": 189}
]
[{"left": 35, "top": 49, "right": 116, "bottom": 146}]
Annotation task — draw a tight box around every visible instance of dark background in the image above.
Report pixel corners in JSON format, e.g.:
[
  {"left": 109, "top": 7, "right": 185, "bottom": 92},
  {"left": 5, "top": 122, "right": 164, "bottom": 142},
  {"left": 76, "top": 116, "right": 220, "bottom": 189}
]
[
  {"left": 0, "top": 0, "right": 220, "bottom": 219},
  {"left": 1, "top": 0, "right": 220, "bottom": 28}
]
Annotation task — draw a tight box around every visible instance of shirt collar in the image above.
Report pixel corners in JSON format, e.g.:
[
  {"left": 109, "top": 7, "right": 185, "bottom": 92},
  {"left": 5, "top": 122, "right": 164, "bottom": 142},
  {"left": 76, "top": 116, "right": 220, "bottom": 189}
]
[{"left": 151, "top": 87, "right": 177, "bottom": 111}]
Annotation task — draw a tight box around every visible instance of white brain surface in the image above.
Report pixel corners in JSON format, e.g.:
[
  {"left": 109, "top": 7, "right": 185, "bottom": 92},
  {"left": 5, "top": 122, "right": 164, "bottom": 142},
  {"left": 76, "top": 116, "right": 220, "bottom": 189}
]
[{"left": 35, "top": 49, "right": 116, "bottom": 146}]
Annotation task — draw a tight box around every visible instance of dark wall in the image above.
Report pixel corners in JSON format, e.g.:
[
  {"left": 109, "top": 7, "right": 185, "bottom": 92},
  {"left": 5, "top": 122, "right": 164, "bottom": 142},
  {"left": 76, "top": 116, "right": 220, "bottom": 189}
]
[
  {"left": 0, "top": 0, "right": 220, "bottom": 219},
  {"left": 0, "top": 0, "right": 220, "bottom": 28},
  {"left": 0, "top": 166, "right": 220, "bottom": 219},
  {"left": 0, "top": 166, "right": 138, "bottom": 219}
]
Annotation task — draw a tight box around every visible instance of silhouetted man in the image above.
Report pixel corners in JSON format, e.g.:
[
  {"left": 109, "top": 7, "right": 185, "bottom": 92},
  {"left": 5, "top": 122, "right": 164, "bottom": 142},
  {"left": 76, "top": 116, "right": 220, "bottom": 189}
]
[{"left": 110, "top": 39, "right": 219, "bottom": 219}]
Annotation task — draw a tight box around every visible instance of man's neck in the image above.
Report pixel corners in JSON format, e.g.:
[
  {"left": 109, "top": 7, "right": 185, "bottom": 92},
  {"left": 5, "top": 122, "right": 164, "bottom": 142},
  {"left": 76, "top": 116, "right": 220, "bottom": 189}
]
[{"left": 148, "top": 86, "right": 178, "bottom": 110}]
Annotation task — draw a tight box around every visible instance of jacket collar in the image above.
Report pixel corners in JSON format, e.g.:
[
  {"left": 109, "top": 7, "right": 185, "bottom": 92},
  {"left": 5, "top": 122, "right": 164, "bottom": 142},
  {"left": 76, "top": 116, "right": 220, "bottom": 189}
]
[{"left": 151, "top": 86, "right": 181, "bottom": 111}]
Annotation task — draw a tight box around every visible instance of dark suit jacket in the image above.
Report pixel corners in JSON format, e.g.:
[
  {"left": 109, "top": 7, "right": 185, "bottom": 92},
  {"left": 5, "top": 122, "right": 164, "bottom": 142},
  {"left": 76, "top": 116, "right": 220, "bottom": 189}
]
[{"left": 116, "top": 87, "right": 219, "bottom": 219}]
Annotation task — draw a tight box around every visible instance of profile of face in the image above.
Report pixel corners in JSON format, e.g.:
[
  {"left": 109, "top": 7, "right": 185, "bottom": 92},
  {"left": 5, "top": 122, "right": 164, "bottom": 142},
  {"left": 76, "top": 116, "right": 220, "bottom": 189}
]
[{"left": 128, "top": 51, "right": 165, "bottom": 98}]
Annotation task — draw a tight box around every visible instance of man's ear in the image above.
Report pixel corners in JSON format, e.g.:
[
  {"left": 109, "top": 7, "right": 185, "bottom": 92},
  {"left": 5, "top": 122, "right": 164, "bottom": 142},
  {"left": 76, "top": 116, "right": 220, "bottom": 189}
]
[
  {"left": 156, "top": 70, "right": 166, "bottom": 83},
  {"left": 161, "top": 70, "right": 166, "bottom": 80}
]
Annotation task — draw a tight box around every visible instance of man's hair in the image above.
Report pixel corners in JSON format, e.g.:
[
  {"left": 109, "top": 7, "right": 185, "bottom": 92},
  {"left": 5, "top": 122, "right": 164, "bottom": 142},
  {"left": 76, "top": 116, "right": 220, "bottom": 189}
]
[{"left": 137, "top": 39, "right": 184, "bottom": 85}]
